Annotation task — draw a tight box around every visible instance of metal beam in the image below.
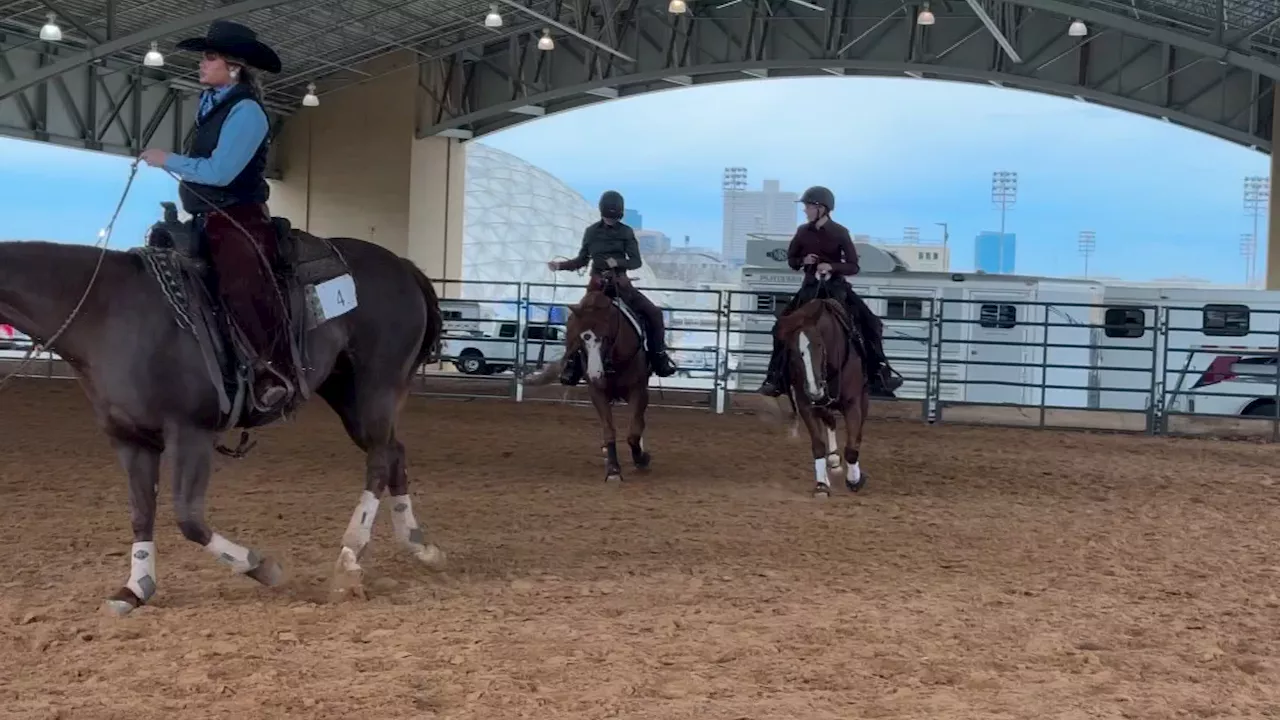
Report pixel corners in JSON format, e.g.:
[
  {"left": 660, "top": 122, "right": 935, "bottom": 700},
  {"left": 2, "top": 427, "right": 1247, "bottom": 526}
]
[
  {"left": 963, "top": 0, "right": 1022, "bottom": 63},
  {"left": 492, "top": 0, "right": 636, "bottom": 63},
  {"left": 999, "top": 0, "right": 1280, "bottom": 81},
  {"left": 0, "top": 0, "right": 302, "bottom": 100}
]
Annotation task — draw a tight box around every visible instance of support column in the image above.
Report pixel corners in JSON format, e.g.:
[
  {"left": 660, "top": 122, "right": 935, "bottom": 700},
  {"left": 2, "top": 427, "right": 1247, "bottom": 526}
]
[
  {"left": 1268, "top": 88, "right": 1280, "bottom": 289},
  {"left": 407, "top": 135, "right": 465, "bottom": 294}
]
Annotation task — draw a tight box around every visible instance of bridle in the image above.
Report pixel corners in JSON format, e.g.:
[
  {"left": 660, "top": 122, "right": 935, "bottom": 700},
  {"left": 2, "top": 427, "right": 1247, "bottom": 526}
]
[{"left": 589, "top": 269, "right": 643, "bottom": 376}]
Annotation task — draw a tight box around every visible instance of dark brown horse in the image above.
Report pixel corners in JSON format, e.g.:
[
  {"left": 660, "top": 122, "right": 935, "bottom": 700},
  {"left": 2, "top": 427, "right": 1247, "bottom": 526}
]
[
  {"left": 527, "top": 271, "right": 652, "bottom": 482},
  {"left": 774, "top": 290, "right": 871, "bottom": 498},
  {"left": 0, "top": 219, "right": 445, "bottom": 615}
]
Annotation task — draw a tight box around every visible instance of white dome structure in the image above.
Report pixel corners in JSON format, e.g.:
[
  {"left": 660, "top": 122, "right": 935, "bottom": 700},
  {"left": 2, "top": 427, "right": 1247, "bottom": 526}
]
[{"left": 461, "top": 143, "right": 661, "bottom": 317}]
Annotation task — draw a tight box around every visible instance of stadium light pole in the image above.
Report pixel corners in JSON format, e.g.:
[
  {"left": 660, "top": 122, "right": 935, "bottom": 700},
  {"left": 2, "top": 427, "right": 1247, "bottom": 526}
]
[
  {"left": 903, "top": 226, "right": 920, "bottom": 244},
  {"left": 1241, "top": 232, "right": 1257, "bottom": 286},
  {"left": 1243, "top": 175, "right": 1268, "bottom": 287},
  {"left": 992, "top": 171, "right": 1018, "bottom": 273},
  {"left": 1077, "top": 230, "right": 1096, "bottom": 278}
]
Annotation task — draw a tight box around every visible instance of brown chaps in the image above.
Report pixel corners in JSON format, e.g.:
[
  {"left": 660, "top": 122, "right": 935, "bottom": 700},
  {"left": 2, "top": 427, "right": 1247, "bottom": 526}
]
[{"left": 201, "top": 202, "right": 291, "bottom": 374}]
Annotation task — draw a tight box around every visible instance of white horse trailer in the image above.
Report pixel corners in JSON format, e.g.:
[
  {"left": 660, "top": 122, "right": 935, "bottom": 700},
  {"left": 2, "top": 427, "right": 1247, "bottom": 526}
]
[
  {"left": 738, "top": 268, "right": 1102, "bottom": 407},
  {"left": 1096, "top": 285, "right": 1280, "bottom": 415}
]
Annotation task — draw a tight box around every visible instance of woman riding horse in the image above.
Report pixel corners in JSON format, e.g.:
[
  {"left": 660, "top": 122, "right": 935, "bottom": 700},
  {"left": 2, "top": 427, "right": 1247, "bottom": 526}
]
[
  {"left": 757, "top": 185, "right": 905, "bottom": 398},
  {"left": 547, "top": 190, "right": 678, "bottom": 385},
  {"left": 138, "top": 20, "right": 293, "bottom": 414}
]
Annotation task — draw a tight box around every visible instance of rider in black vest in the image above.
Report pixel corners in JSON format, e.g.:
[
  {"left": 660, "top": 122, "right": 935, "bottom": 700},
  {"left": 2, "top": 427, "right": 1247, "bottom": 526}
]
[{"left": 139, "top": 21, "right": 293, "bottom": 415}]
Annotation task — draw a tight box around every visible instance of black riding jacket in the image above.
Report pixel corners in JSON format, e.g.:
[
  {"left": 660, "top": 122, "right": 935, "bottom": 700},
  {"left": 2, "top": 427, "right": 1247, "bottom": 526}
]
[{"left": 560, "top": 220, "right": 643, "bottom": 274}]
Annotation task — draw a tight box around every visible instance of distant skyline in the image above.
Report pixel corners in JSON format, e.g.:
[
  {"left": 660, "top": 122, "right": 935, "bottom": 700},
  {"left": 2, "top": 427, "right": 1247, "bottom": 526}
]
[{"left": 0, "top": 75, "right": 1274, "bottom": 284}]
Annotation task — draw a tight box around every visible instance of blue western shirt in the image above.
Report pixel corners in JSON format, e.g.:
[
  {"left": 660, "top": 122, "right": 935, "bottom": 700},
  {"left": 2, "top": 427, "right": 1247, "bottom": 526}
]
[{"left": 163, "top": 85, "right": 269, "bottom": 188}]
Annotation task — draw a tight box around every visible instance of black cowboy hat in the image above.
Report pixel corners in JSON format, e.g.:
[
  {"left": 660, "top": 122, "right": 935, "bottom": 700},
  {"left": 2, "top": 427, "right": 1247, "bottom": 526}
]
[{"left": 176, "top": 20, "right": 281, "bottom": 74}]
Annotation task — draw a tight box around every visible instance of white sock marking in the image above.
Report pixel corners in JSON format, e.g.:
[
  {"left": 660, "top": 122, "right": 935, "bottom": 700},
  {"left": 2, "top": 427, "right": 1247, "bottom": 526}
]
[
  {"left": 825, "top": 427, "right": 838, "bottom": 455},
  {"left": 813, "top": 457, "right": 829, "bottom": 487},
  {"left": 205, "top": 533, "right": 257, "bottom": 574},
  {"left": 847, "top": 461, "right": 862, "bottom": 486},
  {"left": 583, "top": 330, "right": 605, "bottom": 381},
  {"left": 798, "top": 332, "right": 820, "bottom": 397},
  {"left": 342, "top": 490, "right": 381, "bottom": 553},
  {"left": 126, "top": 541, "right": 157, "bottom": 601}
]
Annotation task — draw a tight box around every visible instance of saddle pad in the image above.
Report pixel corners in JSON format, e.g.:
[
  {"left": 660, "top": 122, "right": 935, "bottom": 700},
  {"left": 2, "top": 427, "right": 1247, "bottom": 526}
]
[{"left": 613, "top": 298, "right": 647, "bottom": 352}]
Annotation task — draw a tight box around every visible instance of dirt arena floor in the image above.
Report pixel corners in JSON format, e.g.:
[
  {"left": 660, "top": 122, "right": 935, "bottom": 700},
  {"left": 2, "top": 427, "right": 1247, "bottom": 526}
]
[{"left": 3, "top": 379, "right": 1280, "bottom": 719}]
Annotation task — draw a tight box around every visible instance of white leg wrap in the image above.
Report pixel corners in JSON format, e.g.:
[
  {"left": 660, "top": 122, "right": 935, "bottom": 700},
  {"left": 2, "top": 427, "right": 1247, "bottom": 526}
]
[
  {"left": 390, "top": 494, "right": 423, "bottom": 547},
  {"left": 126, "top": 541, "right": 157, "bottom": 602},
  {"left": 204, "top": 533, "right": 258, "bottom": 574},
  {"left": 847, "top": 461, "right": 862, "bottom": 485},
  {"left": 342, "top": 490, "right": 380, "bottom": 552},
  {"left": 813, "top": 457, "right": 829, "bottom": 487}
]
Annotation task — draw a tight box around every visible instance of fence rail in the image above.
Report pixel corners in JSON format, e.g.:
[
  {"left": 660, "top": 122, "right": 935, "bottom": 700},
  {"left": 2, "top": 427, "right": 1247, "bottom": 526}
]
[{"left": 7, "top": 281, "right": 1280, "bottom": 440}]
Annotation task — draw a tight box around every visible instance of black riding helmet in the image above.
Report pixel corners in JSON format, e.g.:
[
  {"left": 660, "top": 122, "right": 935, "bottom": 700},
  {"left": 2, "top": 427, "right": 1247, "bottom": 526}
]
[
  {"left": 599, "top": 190, "right": 625, "bottom": 220},
  {"left": 800, "top": 185, "right": 835, "bottom": 212}
]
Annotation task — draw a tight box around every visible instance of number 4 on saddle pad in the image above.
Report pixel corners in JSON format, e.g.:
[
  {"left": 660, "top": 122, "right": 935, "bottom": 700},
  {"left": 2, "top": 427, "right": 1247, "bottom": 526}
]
[{"left": 306, "top": 274, "right": 359, "bottom": 328}]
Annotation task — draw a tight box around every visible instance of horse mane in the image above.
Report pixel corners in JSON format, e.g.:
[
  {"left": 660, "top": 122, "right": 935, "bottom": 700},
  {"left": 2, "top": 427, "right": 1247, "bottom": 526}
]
[{"left": 776, "top": 297, "right": 848, "bottom": 338}]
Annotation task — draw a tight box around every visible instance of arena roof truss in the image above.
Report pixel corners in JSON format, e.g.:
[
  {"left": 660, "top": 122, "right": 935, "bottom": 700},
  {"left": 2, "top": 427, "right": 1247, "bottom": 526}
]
[{"left": 3, "top": 0, "right": 1280, "bottom": 157}]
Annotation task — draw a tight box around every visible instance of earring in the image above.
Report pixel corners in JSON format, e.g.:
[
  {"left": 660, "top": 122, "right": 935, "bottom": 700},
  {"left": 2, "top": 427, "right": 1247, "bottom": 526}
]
[{"left": 230, "top": 68, "right": 240, "bottom": 80}]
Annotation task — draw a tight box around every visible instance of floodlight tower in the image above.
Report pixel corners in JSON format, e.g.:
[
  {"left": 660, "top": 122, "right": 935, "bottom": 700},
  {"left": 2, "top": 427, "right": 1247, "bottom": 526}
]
[
  {"left": 1243, "top": 175, "right": 1269, "bottom": 287},
  {"left": 991, "top": 170, "right": 1018, "bottom": 273},
  {"left": 1077, "top": 230, "right": 1096, "bottom": 278}
]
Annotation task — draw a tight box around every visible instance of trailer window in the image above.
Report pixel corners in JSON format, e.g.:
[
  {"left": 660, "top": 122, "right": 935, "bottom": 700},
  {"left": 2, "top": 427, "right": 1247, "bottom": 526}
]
[
  {"left": 1202, "top": 304, "right": 1250, "bottom": 337},
  {"left": 978, "top": 303, "right": 1017, "bottom": 329},
  {"left": 753, "top": 293, "right": 790, "bottom": 314},
  {"left": 885, "top": 297, "right": 926, "bottom": 320},
  {"left": 442, "top": 310, "right": 464, "bottom": 321},
  {"left": 1103, "top": 307, "right": 1145, "bottom": 338},
  {"left": 526, "top": 325, "right": 561, "bottom": 342},
  {"left": 498, "top": 323, "right": 517, "bottom": 339}
]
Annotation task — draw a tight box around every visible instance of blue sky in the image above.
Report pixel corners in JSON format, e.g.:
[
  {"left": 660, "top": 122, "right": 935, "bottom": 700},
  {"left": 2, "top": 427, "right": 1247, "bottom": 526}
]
[{"left": 0, "top": 75, "right": 1271, "bottom": 283}]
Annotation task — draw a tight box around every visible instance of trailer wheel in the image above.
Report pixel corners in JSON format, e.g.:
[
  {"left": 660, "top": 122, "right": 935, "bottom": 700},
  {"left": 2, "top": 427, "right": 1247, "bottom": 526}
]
[
  {"left": 456, "top": 349, "right": 487, "bottom": 375},
  {"left": 1242, "top": 400, "right": 1278, "bottom": 417}
]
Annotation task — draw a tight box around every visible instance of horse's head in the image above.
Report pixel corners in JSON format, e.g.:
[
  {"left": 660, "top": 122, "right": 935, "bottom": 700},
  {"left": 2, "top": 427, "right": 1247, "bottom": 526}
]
[
  {"left": 567, "top": 290, "right": 627, "bottom": 385},
  {"left": 776, "top": 298, "right": 851, "bottom": 405}
]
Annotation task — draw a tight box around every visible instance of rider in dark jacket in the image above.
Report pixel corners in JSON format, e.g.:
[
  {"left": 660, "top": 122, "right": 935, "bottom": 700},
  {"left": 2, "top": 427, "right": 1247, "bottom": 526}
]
[
  {"left": 757, "top": 185, "right": 904, "bottom": 398},
  {"left": 548, "top": 190, "right": 679, "bottom": 385}
]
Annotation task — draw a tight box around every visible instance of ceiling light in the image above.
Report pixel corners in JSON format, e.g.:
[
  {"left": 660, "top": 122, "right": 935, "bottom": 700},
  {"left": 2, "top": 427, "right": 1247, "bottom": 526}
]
[
  {"left": 537, "top": 28, "right": 554, "bottom": 50},
  {"left": 668, "top": 0, "right": 688, "bottom": 13},
  {"left": 916, "top": 5, "right": 935, "bottom": 25},
  {"left": 484, "top": 4, "right": 502, "bottom": 27},
  {"left": 143, "top": 41, "right": 164, "bottom": 68},
  {"left": 39, "top": 13, "right": 62, "bottom": 42},
  {"left": 1068, "top": 19, "right": 1087, "bottom": 36},
  {"left": 302, "top": 82, "right": 319, "bottom": 107}
]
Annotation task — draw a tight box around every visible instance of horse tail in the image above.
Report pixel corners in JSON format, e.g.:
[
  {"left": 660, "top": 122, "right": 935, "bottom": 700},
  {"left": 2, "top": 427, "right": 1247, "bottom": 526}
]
[{"left": 403, "top": 258, "right": 443, "bottom": 373}]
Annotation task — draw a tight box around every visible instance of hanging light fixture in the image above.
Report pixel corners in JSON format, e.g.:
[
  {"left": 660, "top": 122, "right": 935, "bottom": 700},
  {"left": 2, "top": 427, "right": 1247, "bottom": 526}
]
[
  {"left": 916, "top": 2, "right": 935, "bottom": 25},
  {"left": 302, "top": 82, "right": 319, "bottom": 107},
  {"left": 143, "top": 41, "right": 165, "bottom": 68},
  {"left": 484, "top": 4, "right": 503, "bottom": 27},
  {"left": 537, "top": 28, "right": 554, "bottom": 50},
  {"left": 1068, "top": 18, "right": 1087, "bottom": 36},
  {"left": 668, "top": 0, "right": 688, "bottom": 13},
  {"left": 39, "top": 12, "right": 62, "bottom": 41}
]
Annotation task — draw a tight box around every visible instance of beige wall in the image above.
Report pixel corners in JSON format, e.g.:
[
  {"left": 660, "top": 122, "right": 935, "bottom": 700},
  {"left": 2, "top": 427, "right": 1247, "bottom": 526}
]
[
  {"left": 269, "top": 50, "right": 464, "bottom": 283},
  {"left": 1270, "top": 88, "right": 1280, "bottom": 290}
]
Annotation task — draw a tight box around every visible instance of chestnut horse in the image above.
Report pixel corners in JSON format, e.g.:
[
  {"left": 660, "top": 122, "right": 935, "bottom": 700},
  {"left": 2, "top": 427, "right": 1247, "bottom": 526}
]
[
  {"left": 775, "top": 292, "right": 871, "bottom": 498},
  {"left": 527, "top": 270, "right": 652, "bottom": 482}
]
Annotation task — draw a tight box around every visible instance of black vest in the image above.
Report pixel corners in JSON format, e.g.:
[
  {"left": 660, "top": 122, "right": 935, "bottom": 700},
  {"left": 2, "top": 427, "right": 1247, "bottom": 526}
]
[{"left": 177, "top": 83, "right": 270, "bottom": 215}]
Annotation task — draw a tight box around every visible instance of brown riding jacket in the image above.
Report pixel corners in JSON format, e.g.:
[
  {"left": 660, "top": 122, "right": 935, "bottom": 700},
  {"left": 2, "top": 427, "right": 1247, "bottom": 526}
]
[{"left": 785, "top": 219, "right": 860, "bottom": 279}]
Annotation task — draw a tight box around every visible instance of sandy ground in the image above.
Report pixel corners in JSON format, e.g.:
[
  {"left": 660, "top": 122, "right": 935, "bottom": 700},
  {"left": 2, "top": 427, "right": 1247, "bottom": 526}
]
[{"left": 2, "top": 379, "right": 1280, "bottom": 719}]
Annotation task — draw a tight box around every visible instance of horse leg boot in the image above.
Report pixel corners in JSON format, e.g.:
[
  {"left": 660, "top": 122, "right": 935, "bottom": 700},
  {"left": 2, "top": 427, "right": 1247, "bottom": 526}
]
[
  {"left": 169, "top": 424, "right": 284, "bottom": 588},
  {"left": 385, "top": 435, "right": 447, "bottom": 570},
  {"left": 103, "top": 438, "right": 161, "bottom": 616},
  {"left": 757, "top": 328, "right": 787, "bottom": 397}
]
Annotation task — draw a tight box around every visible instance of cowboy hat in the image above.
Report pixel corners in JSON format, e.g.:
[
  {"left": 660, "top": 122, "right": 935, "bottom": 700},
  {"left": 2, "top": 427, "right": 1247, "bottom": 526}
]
[{"left": 176, "top": 20, "right": 281, "bottom": 74}]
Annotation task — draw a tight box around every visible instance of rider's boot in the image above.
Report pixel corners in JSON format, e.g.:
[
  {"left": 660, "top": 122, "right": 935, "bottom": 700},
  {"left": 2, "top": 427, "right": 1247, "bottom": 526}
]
[
  {"left": 559, "top": 351, "right": 584, "bottom": 386},
  {"left": 253, "top": 361, "right": 294, "bottom": 413},
  {"left": 756, "top": 336, "right": 786, "bottom": 397},
  {"left": 648, "top": 335, "right": 678, "bottom": 378},
  {"left": 865, "top": 343, "right": 903, "bottom": 399}
]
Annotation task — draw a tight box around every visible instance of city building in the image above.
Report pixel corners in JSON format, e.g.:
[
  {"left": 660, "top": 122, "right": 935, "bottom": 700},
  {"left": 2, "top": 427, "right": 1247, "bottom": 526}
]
[
  {"left": 623, "top": 208, "right": 643, "bottom": 228},
  {"left": 647, "top": 247, "right": 734, "bottom": 285},
  {"left": 865, "top": 235, "right": 951, "bottom": 272},
  {"left": 635, "top": 229, "right": 671, "bottom": 255},
  {"left": 721, "top": 171, "right": 799, "bottom": 266},
  {"left": 974, "top": 231, "right": 1017, "bottom": 274}
]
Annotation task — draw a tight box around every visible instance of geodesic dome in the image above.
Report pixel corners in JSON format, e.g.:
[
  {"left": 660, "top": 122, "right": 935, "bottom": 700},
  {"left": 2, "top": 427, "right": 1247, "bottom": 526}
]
[{"left": 461, "top": 142, "right": 662, "bottom": 319}]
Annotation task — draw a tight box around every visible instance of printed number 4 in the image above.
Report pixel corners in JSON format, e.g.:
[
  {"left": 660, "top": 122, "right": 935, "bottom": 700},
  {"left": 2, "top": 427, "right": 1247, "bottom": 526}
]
[{"left": 336, "top": 290, "right": 346, "bottom": 306}]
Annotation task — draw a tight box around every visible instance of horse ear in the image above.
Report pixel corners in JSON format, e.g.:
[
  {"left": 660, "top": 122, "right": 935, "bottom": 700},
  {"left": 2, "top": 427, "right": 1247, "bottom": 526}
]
[{"left": 567, "top": 302, "right": 582, "bottom": 317}]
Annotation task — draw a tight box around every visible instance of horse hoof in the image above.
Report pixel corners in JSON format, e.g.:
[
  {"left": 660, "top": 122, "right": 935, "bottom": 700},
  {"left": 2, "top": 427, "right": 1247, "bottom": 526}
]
[
  {"left": 330, "top": 547, "right": 367, "bottom": 601},
  {"left": 634, "top": 452, "right": 652, "bottom": 470},
  {"left": 247, "top": 556, "right": 285, "bottom": 587},
  {"left": 846, "top": 474, "right": 868, "bottom": 493},
  {"left": 411, "top": 543, "right": 448, "bottom": 571},
  {"left": 102, "top": 599, "right": 137, "bottom": 617},
  {"left": 813, "top": 485, "right": 831, "bottom": 499},
  {"left": 605, "top": 472, "right": 623, "bottom": 484}
]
